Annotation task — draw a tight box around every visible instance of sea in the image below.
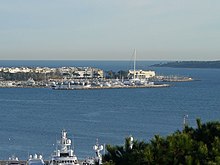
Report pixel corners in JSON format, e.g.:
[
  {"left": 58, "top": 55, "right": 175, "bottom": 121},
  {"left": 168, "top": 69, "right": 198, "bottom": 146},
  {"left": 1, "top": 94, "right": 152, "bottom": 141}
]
[{"left": 0, "top": 60, "right": 220, "bottom": 160}]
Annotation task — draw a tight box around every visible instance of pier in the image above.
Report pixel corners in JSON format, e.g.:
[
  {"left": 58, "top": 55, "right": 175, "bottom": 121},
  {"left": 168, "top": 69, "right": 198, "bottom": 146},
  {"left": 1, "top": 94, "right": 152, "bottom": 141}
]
[{"left": 52, "top": 83, "right": 170, "bottom": 90}]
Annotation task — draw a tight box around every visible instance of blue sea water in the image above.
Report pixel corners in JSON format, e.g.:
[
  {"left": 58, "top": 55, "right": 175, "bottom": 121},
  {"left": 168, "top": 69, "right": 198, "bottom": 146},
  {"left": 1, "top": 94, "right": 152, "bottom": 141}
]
[{"left": 0, "top": 60, "right": 220, "bottom": 160}]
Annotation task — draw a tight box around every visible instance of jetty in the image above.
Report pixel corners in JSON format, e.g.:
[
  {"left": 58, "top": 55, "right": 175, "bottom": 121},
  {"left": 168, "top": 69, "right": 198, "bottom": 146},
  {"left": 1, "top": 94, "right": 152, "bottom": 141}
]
[{"left": 52, "top": 83, "right": 170, "bottom": 90}]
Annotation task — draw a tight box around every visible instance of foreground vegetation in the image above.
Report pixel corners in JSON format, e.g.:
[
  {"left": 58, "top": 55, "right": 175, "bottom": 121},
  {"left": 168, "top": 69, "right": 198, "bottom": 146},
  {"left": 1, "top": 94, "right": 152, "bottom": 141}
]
[{"left": 103, "top": 119, "right": 220, "bottom": 165}]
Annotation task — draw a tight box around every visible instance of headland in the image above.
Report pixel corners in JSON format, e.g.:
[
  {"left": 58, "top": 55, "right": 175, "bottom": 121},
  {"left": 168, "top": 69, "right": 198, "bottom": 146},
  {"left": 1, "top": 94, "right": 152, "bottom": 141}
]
[{"left": 151, "top": 60, "right": 220, "bottom": 69}]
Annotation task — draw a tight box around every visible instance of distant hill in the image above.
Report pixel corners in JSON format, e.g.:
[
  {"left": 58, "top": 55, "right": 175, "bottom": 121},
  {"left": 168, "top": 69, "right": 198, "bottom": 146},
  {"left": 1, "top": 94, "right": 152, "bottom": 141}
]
[{"left": 151, "top": 61, "right": 220, "bottom": 68}]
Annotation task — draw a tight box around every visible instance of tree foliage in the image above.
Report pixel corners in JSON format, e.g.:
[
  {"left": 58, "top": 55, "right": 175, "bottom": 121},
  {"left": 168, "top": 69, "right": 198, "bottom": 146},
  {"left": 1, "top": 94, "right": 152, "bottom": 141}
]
[
  {"left": 105, "top": 70, "right": 128, "bottom": 79},
  {"left": 103, "top": 119, "right": 220, "bottom": 165},
  {"left": 0, "top": 71, "right": 62, "bottom": 81}
]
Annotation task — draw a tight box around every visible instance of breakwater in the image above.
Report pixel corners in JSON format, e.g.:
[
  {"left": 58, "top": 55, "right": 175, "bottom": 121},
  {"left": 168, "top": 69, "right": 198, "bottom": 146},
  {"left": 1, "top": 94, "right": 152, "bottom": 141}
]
[{"left": 52, "top": 84, "right": 170, "bottom": 90}]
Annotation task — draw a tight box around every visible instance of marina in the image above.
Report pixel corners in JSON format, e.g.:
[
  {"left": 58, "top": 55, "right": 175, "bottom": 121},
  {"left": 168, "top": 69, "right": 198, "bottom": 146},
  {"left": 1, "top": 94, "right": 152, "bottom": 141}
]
[
  {"left": 51, "top": 77, "right": 171, "bottom": 90},
  {"left": 0, "top": 51, "right": 193, "bottom": 90},
  {"left": 0, "top": 76, "right": 193, "bottom": 89}
]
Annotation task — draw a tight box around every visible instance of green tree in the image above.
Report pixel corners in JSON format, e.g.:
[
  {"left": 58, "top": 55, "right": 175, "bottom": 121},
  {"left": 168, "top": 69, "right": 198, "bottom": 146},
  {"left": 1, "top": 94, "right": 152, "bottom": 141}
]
[{"left": 104, "top": 120, "right": 220, "bottom": 165}]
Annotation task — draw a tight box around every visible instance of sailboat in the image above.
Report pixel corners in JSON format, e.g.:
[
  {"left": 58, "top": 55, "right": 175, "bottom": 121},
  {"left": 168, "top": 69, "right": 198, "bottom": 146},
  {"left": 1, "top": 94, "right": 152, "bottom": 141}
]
[
  {"left": 124, "top": 49, "right": 156, "bottom": 86},
  {"left": 132, "top": 49, "right": 143, "bottom": 84}
]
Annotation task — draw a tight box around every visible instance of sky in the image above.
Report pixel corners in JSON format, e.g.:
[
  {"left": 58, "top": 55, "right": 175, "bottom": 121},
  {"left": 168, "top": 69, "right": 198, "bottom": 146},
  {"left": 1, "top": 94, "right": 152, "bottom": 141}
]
[{"left": 0, "top": 0, "right": 219, "bottom": 60}]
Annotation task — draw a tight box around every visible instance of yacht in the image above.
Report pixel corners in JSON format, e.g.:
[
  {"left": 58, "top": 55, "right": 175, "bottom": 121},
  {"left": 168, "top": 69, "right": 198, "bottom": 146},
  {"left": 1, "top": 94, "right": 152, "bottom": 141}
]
[
  {"left": 50, "top": 130, "right": 79, "bottom": 165},
  {"left": 7, "top": 156, "right": 20, "bottom": 165},
  {"left": 27, "top": 154, "right": 45, "bottom": 165}
]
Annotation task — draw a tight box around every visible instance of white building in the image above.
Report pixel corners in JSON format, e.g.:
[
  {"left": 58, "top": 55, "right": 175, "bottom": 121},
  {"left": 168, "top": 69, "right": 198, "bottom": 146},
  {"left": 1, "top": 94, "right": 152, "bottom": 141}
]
[
  {"left": 128, "top": 70, "right": 156, "bottom": 79},
  {"left": 72, "top": 67, "right": 104, "bottom": 79}
]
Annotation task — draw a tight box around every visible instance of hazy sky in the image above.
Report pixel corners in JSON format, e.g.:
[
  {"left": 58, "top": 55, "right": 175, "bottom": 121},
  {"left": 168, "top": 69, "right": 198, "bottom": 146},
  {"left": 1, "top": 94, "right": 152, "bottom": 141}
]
[{"left": 0, "top": 0, "right": 219, "bottom": 60}]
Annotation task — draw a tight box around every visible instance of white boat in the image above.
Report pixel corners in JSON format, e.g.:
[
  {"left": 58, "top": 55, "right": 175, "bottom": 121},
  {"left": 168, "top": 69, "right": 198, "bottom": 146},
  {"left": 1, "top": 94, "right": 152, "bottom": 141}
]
[
  {"left": 27, "top": 154, "right": 45, "bottom": 165},
  {"left": 52, "top": 81, "right": 91, "bottom": 90},
  {"left": 50, "top": 130, "right": 79, "bottom": 165},
  {"left": 7, "top": 155, "right": 20, "bottom": 165}
]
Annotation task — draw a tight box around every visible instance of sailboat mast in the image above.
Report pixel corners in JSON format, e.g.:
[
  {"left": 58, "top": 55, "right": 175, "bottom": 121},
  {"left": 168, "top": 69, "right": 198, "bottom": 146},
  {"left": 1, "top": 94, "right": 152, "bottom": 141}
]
[{"left": 134, "top": 49, "right": 136, "bottom": 79}]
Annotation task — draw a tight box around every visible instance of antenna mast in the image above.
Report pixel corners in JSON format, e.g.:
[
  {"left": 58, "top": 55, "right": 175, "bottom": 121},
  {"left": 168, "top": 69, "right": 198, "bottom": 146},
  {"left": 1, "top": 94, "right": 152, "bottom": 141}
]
[{"left": 183, "top": 114, "right": 189, "bottom": 128}]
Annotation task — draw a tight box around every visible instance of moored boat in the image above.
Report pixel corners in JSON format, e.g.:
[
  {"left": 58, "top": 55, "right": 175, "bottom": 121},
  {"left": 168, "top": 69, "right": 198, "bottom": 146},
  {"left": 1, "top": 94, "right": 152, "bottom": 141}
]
[
  {"left": 50, "top": 130, "right": 79, "bottom": 165},
  {"left": 27, "top": 154, "right": 45, "bottom": 165},
  {"left": 7, "top": 156, "right": 20, "bottom": 165}
]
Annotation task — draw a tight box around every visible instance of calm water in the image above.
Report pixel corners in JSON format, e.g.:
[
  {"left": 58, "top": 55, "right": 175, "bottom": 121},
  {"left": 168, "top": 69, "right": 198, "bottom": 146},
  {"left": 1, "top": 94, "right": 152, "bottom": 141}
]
[{"left": 0, "top": 61, "right": 220, "bottom": 160}]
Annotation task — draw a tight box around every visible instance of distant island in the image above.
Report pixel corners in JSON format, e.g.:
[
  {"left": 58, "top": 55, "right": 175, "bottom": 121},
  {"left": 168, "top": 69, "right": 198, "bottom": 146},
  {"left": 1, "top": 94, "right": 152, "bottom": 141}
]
[{"left": 151, "top": 61, "right": 220, "bottom": 69}]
